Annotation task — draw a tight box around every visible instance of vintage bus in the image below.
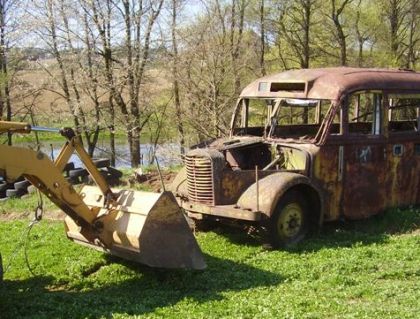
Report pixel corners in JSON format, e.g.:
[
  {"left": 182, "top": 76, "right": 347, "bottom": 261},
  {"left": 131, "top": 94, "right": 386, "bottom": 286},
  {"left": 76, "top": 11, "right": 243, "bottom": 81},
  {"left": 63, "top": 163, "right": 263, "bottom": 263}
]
[{"left": 172, "top": 68, "right": 420, "bottom": 247}]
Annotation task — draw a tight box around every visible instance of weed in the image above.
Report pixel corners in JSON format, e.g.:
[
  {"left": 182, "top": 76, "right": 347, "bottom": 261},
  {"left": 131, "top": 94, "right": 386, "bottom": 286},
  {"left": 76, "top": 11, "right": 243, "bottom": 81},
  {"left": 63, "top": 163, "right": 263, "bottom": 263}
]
[{"left": 0, "top": 208, "right": 418, "bottom": 318}]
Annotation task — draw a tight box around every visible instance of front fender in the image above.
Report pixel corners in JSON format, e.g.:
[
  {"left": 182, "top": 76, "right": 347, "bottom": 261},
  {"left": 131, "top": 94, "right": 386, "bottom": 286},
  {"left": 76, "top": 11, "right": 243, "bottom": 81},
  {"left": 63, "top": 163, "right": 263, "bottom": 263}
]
[
  {"left": 170, "top": 167, "right": 188, "bottom": 197},
  {"left": 237, "top": 172, "right": 321, "bottom": 218}
]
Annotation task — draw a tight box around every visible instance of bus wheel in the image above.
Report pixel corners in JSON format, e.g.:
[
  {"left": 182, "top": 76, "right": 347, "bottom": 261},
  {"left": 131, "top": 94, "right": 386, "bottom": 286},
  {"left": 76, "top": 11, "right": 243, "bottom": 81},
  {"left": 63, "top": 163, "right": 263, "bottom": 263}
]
[{"left": 269, "top": 190, "right": 309, "bottom": 248}]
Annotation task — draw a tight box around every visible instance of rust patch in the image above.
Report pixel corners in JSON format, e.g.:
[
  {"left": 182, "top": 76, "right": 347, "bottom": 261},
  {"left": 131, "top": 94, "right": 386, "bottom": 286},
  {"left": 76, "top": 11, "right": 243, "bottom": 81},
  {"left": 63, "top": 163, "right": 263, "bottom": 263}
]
[{"left": 172, "top": 67, "right": 420, "bottom": 237}]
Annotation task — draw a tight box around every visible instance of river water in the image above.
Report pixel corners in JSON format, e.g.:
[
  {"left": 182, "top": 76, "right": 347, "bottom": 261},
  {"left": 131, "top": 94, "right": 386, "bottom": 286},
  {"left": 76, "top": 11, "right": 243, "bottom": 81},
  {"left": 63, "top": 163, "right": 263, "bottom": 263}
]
[{"left": 19, "top": 140, "right": 183, "bottom": 169}]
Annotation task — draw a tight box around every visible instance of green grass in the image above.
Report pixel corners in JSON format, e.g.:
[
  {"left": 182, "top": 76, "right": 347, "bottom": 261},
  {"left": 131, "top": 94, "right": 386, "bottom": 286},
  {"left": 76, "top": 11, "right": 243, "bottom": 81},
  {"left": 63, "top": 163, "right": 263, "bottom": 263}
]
[
  {"left": 0, "top": 193, "right": 56, "bottom": 214},
  {"left": 0, "top": 208, "right": 419, "bottom": 319}
]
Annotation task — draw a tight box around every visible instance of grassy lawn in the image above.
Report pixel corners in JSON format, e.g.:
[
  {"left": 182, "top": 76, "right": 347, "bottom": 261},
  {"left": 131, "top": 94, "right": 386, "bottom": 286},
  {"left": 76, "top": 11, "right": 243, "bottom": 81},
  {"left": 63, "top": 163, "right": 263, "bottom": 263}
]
[{"left": 0, "top": 206, "right": 419, "bottom": 318}]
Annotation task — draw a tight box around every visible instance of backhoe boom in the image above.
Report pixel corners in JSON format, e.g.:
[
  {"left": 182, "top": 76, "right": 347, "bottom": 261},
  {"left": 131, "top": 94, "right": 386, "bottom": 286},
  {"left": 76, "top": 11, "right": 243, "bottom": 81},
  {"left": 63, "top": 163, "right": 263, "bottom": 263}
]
[{"left": 0, "top": 121, "right": 206, "bottom": 270}]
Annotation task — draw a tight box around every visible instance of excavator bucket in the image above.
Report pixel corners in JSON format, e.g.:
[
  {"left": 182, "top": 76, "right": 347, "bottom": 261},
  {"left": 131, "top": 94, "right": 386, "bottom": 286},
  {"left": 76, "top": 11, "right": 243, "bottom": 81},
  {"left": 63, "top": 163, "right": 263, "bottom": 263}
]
[{"left": 65, "top": 186, "right": 206, "bottom": 270}]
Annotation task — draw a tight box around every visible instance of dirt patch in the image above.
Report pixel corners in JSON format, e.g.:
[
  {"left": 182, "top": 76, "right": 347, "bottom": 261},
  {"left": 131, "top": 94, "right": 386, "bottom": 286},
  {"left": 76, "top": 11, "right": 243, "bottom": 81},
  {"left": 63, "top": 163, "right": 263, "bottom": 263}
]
[
  {"left": 131, "top": 171, "right": 177, "bottom": 192},
  {"left": 143, "top": 172, "right": 177, "bottom": 192}
]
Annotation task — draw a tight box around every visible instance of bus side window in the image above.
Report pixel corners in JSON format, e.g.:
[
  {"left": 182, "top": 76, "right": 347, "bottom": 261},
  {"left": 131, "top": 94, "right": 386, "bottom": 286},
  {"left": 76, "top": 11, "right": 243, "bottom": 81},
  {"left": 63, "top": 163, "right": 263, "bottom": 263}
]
[
  {"left": 348, "top": 92, "right": 382, "bottom": 135},
  {"left": 388, "top": 96, "right": 420, "bottom": 133}
]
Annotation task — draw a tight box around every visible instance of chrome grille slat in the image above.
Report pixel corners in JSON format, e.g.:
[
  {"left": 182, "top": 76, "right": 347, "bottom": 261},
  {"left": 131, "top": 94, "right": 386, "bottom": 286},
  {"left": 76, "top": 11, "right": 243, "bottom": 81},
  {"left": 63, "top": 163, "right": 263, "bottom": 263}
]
[{"left": 185, "top": 154, "right": 214, "bottom": 205}]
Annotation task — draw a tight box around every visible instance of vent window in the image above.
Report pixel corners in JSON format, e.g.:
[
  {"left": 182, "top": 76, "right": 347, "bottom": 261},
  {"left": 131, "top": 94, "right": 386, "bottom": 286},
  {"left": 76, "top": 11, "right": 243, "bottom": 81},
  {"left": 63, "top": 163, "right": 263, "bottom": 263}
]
[
  {"left": 258, "top": 82, "right": 268, "bottom": 92},
  {"left": 270, "top": 82, "right": 306, "bottom": 93}
]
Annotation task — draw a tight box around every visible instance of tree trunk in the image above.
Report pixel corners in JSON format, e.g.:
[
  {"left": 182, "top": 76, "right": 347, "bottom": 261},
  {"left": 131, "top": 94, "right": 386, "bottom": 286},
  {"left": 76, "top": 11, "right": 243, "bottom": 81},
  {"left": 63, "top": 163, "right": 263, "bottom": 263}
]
[
  {"left": 331, "top": 0, "right": 349, "bottom": 66},
  {"left": 47, "top": 0, "right": 79, "bottom": 132},
  {"left": 108, "top": 97, "right": 116, "bottom": 166},
  {"left": 5, "top": 73, "right": 11, "bottom": 145},
  {"left": 389, "top": 0, "right": 400, "bottom": 60},
  {"left": 358, "top": 40, "right": 363, "bottom": 67},
  {"left": 355, "top": 7, "right": 364, "bottom": 66},
  {"left": 122, "top": 0, "right": 141, "bottom": 167},
  {"left": 405, "top": 1, "right": 418, "bottom": 69},
  {"left": 230, "top": 0, "right": 245, "bottom": 96},
  {"left": 0, "top": 1, "right": 11, "bottom": 144},
  {"left": 91, "top": 0, "right": 129, "bottom": 165},
  {"left": 259, "top": 0, "right": 266, "bottom": 75},
  {"left": 171, "top": 0, "right": 185, "bottom": 155},
  {"left": 302, "top": 0, "right": 311, "bottom": 69}
]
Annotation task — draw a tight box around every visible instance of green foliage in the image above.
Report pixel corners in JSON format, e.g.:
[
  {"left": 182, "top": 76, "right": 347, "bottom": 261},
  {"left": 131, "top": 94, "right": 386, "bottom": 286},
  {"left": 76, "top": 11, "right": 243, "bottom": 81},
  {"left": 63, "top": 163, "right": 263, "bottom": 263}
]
[
  {"left": 0, "top": 208, "right": 418, "bottom": 318},
  {"left": 8, "top": 0, "right": 420, "bottom": 151}
]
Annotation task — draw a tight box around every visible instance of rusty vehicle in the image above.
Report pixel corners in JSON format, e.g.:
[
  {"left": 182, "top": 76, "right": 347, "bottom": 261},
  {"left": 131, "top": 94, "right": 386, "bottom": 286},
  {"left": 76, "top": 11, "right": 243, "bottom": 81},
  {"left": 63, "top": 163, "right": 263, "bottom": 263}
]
[
  {"left": 0, "top": 121, "right": 206, "bottom": 281},
  {"left": 172, "top": 67, "right": 420, "bottom": 247}
]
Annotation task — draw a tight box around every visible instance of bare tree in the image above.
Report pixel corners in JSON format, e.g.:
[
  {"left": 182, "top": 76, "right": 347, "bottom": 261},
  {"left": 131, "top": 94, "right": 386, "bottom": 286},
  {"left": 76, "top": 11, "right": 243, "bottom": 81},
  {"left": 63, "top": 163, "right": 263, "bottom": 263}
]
[
  {"left": 178, "top": 5, "right": 233, "bottom": 139},
  {"left": 85, "top": 0, "right": 117, "bottom": 165},
  {"left": 272, "top": 0, "right": 317, "bottom": 69},
  {"left": 28, "top": 0, "right": 91, "bottom": 145},
  {"left": 58, "top": 1, "right": 102, "bottom": 156},
  {"left": 229, "top": 0, "right": 247, "bottom": 95},
  {"left": 8, "top": 0, "right": 420, "bottom": 164},
  {"left": 0, "top": 0, "right": 21, "bottom": 144},
  {"left": 171, "top": 0, "right": 185, "bottom": 155},
  {"left": 329, "top": 0, "right": 353, "bottom": 66},
  {"left": 381, "top": 0, "right": 409, "bottom": 65},
  {"left": 354, "top": 0, "right": 370, "bottom": 66},
  {"left": 259, "top": 0, "right": 266, "bottom": 75},
  {"left": 88, "top": 0, "right": 164, "bottom": 167},
  {"left": 404, "top": 0, "right": 420, "bottom": 68},
  {"left": 174, "top": 0, "right": 258, "bottom": 142}
]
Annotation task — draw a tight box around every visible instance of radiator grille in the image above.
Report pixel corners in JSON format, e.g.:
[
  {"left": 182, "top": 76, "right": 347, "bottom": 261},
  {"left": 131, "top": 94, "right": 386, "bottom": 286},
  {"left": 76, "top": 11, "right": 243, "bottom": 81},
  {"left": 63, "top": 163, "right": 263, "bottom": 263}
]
[{"left": 185, "top": 155, "right": 214, "bottom": 205}]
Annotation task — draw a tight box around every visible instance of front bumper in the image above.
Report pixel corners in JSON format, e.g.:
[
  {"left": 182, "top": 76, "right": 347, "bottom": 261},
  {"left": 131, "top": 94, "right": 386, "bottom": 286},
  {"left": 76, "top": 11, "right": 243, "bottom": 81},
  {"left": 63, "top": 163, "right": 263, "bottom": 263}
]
[{"left": 179, "top": 200, "right": 262, "bottom": 221}]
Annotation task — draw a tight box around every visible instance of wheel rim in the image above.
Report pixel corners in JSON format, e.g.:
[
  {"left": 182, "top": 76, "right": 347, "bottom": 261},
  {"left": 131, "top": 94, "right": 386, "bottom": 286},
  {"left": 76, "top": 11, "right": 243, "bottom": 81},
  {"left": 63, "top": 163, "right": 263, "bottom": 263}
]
[{"left": 277, "top": 203, "right": 303, "bottom": 238}]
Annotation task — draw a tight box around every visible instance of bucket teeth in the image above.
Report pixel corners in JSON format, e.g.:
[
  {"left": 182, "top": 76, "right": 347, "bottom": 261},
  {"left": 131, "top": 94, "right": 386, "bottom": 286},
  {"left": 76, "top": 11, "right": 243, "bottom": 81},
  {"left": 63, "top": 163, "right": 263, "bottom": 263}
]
[{"left": 65, "top": 186, "right": 206, "bottom": 270}]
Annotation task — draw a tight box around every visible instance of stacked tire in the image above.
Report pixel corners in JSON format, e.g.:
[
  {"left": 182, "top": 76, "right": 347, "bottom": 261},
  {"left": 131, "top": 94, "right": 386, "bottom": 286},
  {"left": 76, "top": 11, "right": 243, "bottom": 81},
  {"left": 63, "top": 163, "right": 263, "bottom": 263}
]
[
  {"left": 0, "top": 179, "right": 8, "bottom": 201},
  {"left": 65, "top": 161, "right": 89, "bottom": 185},
  {"left": 67, "top": 158, "right": 122, "bottom": 187},
  {"left": 0, "top": 177, "right": 30, "bottom": 201},
  {"left": 0, "top": 158, "right": 122, "bottom": 201}
]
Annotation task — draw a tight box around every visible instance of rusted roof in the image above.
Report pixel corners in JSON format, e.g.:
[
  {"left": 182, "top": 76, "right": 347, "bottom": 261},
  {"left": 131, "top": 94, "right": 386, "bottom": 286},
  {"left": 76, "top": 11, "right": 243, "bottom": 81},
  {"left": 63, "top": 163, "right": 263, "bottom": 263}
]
[{"left": 240, "top": 67, "right": 420, "bottom": 100}]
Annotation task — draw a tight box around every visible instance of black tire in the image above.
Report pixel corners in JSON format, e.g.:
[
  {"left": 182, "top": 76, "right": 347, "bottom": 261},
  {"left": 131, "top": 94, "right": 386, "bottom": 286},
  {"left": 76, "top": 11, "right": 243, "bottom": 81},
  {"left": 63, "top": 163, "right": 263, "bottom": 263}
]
[
  {"left": 63, "top": 162, "right": 75, "bottom": 172},
  {"left": 68, "top": 168, "right": 89, "bottom": 178},
  {"left": 106, "top": 178, "right": 120, "bottom": 186},
  {"left": 81, "top": 175, "right": 90, "bottom": 184},
  {"left": 15, "top": 176, "right": 24, "bottom": 183},
  {"left": 63, "top": 162, "right": 75, "bottom": 176},
  {"left": 14, "top": 180, "right": 31, "bottom": 191},
  {"left": 88, "top": 170, "right": 109, "bottom": 182},
  {"left": 66, "top": 176, "right": 80, "bottom": 185},
  {"left": 105, "top": 166, "right": 123, "bottom": 179},
  {"left": 93, "top": 158, "right": 110, "bottom": 169},
  {"left": 0, "top": 182, "right": 8, "bottom": 192},
  {"left": 88, "top": 170, "right": 107, "bottom": 184},
  {"left": 268, "top": 190, "right": 309, "bottom": 248},
  {"left": 87, "top": 171, "right": 120, "bottom": 186},
  {"left": 6, "top": 188, "right": 26, "bottom": 198}
]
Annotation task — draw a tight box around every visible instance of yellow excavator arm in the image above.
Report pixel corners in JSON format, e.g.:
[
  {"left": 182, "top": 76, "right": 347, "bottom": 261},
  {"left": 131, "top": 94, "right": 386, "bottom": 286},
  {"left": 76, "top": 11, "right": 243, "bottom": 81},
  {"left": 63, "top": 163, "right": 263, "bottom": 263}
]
[{"left": 0, "top": 121, "right": 206, "bottom": 270}]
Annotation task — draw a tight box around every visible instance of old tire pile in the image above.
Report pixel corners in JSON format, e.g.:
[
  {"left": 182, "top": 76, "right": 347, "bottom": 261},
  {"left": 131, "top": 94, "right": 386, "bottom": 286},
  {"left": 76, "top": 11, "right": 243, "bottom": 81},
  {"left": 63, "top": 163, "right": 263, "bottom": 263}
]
[
  {"left": 0, "top": 176, "right": 29, "bottom": 201},
  {"left": 0, "top": 158, "right": 122, "bottom": 201},
  {"left": 0, "top": 179, "right": 9, "bottom": 201},
  {"left": 67, "top": 158, "right": 122, "bottom": 187}
]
